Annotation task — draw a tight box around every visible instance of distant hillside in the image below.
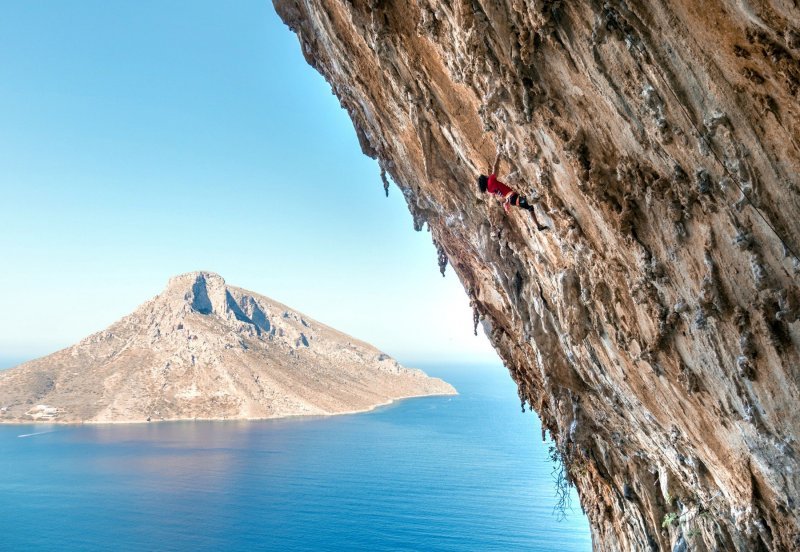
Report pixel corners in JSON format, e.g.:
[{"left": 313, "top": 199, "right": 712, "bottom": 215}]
[{"left": 0, "top": 271, "right": 455, "bottom": 423}]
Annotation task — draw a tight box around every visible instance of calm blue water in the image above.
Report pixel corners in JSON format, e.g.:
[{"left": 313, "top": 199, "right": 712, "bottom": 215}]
[{"left": 0, "top": 364, "right": 591, "bottom": 551}]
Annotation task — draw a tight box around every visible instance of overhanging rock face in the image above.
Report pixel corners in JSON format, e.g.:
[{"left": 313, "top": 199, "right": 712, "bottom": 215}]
[{"left": 273, "top": 1, "right": 800, "bottom": 549}]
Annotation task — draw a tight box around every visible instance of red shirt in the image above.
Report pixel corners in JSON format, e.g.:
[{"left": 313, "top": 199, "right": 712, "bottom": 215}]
[{"left": 487, "top": 174, "right": 513, "bottom": 197}]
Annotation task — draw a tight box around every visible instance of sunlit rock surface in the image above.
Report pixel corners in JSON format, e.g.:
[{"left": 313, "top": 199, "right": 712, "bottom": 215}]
[
  {"left": 0, "top": 272, "right": 455, "bottom": 423},
  {"left": 274, "top": 1, "right": 800, "bottom": 549}
]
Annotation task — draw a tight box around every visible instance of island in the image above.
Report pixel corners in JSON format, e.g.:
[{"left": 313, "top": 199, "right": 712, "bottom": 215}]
[{"left": 0, "top": 271, "right": 456, "bottom": 423}]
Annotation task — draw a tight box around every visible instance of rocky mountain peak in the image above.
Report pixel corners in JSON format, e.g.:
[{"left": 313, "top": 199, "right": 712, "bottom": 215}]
[
  {"left": 136, "top": 272, "right": 295, "bottom": 344},
  {"left": 163, "top": 271, "right": 229, "bottom": 316},
  {"left": 0, "top": 273, "right": 455, "bottom": 423}
]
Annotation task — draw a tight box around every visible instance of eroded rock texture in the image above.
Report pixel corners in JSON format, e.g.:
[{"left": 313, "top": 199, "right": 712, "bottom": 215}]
[{"left": 273, "top": 0, "right": 800, "bottom": 549}]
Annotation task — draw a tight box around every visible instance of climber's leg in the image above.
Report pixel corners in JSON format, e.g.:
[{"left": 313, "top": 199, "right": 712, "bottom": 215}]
[{"left": 517, "top": 195, "right": 549, "bottom": 231}]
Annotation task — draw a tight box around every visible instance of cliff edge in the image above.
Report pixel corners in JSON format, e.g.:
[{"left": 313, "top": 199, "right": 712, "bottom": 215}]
[{"left": 273, "top": 1, "right": 800, "bottom": 550}]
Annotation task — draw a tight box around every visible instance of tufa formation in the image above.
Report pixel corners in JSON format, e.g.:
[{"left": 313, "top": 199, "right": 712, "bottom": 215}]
[
  {"left": 273, "top": 1, "right": 800, "bottom": 550},
  {"left": 0, "top": 272, "right": 455, "bottom": 423}
]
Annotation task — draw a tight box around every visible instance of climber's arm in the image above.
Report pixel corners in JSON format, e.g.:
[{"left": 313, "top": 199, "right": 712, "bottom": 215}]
[{"left": 492, "top": 151, "right": 502, "bottom": 176}]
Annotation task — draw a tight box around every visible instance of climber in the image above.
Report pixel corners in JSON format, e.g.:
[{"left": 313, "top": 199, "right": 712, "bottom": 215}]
[{"left": 477, "top": 151, "right": 549, "bottom": 231}]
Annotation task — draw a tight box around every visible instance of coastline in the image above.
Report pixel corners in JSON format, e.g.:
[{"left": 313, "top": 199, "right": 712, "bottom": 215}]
[{"left": 0, "top": 388, "right": 458, "bottom": 427}]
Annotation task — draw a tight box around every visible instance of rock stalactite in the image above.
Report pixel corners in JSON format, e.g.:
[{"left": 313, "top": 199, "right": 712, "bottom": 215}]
[{"left": 274, "top": 1, "right": 800, "bottom": 550}]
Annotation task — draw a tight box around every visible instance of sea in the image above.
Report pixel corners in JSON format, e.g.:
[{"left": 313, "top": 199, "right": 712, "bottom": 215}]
[{"left": 0, "top": 362, "right": 591, "bottom": 551}]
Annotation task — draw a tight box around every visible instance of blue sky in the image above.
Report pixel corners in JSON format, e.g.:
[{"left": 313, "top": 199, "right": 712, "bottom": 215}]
[{"left": 0, "top": 1, "right": 495, "bottom": 365}]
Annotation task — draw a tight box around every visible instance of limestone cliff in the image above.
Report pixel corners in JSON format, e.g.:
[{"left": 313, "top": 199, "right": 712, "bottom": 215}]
[
  {"left": 0, "top": 272, "right": 455, "bottom": 423},
  {"left": 273, "top": 1, "right": 800, "bottom": 550}
]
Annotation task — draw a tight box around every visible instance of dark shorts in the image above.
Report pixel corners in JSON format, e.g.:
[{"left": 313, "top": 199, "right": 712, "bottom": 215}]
[{"left": 509, "top": 193, "right": 531, "bottom": 209}]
